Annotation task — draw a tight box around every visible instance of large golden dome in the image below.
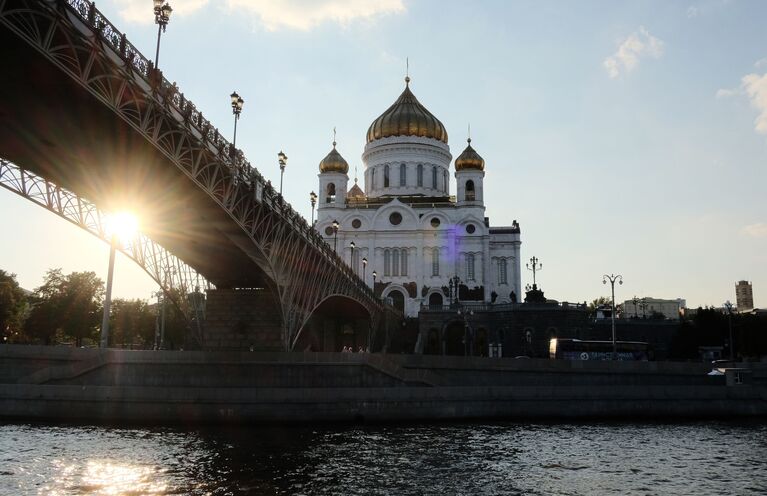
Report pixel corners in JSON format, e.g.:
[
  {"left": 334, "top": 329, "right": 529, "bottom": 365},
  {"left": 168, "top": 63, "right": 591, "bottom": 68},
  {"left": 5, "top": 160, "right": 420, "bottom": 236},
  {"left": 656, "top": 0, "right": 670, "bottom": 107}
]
[
  {"left": 319, "top": 142, "right": 349, "bottom": 174},
  {"left": 366, "top": 78, "right": 448, "bottom": 144},
  {"left": 454, "top": 138, "right": 485, "bottom": 171}
]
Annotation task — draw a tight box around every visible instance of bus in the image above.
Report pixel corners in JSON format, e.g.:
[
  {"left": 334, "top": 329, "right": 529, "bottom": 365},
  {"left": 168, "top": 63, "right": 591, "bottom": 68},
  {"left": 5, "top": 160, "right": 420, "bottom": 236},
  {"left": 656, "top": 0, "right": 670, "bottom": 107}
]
[{"left": 549, "top": 338, "right": 650, "bottom": 361}]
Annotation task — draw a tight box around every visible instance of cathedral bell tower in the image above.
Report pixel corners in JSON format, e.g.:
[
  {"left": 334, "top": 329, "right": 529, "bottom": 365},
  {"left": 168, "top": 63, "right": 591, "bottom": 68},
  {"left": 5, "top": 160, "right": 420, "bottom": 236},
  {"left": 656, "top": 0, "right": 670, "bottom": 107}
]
[
  {"left": 317, "top": 139, "right": 349, "bottom": 211},
  {"left": 454, "top": 137, "right": 485, "bottom": 207}
]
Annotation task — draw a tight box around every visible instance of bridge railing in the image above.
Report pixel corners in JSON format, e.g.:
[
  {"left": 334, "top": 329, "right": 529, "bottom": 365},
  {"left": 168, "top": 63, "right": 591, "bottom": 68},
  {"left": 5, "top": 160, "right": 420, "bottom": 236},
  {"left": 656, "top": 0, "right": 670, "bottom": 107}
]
[{"left": 63, "top": 0, "right": 377, "bottom": 305}]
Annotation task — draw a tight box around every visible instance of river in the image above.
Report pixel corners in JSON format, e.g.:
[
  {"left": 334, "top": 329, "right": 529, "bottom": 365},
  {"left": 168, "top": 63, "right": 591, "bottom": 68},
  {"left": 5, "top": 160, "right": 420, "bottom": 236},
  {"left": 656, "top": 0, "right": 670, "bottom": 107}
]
[{"left": 1, "top": 421, "right": 765, "bottom": 495}]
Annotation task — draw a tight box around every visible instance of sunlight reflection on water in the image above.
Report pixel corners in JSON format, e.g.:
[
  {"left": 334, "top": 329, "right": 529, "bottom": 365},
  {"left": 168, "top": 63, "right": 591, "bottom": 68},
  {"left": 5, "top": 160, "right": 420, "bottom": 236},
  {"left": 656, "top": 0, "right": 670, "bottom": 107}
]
[{"left": 1, "top": 421, "right": 766, "bottom": 495}]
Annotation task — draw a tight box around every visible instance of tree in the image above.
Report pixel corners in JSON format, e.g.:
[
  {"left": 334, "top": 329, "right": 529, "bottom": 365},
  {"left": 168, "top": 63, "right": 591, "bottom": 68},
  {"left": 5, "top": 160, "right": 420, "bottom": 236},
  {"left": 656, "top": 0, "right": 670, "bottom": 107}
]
[
  {"left": 110, "top": 298, "right": 155, "bottom": 348},
  {"left": 0, "top": 269, "right": 28, "bottom": 342},
  {"left": 24, "top": 269, "right": 104, "bottom": 346}
]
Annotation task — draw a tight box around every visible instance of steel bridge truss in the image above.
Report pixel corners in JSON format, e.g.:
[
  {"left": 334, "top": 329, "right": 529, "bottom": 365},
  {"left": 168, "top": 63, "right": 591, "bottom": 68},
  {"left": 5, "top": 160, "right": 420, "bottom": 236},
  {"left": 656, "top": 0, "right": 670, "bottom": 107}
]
[
  {"left": 0, "top": 158, "right": 210, "bottom": 344},
  {"left": 0, "top": 0, "right": 384, "bottom": 350}
]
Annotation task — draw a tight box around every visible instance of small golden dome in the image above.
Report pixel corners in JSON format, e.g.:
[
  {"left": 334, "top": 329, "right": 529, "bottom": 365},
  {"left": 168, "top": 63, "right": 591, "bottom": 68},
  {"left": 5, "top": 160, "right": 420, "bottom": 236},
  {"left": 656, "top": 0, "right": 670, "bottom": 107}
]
[
  {"left": 319, "top": 142, "right": 349, "bottom": 174},
  {"left": 454, "top": 138, "right": 485, "bottom": 171},
  {"left": 366, "top": 78, "right": 448, "bottom": 144}
]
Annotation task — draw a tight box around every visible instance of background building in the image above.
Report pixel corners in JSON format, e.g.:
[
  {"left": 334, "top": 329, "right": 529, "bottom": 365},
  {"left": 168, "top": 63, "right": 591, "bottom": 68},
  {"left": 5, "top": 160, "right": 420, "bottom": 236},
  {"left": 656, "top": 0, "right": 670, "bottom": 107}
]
[
  {"left": 735, "top": 280, "right": 754, "bottom": 312},
  {"left": 622, "top": 297, "right": 686, "bottom": 321}
]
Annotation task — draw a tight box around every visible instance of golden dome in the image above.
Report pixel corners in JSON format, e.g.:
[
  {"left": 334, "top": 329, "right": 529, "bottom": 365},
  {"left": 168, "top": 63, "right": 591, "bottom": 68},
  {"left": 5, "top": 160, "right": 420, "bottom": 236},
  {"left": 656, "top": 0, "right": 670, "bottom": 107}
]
[
  {"left": 366, "top": 78, "right": 448, "bottom": 144},
  {"left": 454, "top": 138, "right": 485, "bottom": 171},
  {"left": 319, "top": 142, "right": 349, "bottom": 174}
]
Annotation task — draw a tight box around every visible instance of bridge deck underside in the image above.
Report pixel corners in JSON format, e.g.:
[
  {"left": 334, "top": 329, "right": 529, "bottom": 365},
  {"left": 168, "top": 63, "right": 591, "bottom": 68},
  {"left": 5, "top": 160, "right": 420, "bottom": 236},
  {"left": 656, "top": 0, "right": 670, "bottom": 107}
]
[{"left": 0, "top": 28, "right": 268, "bottom": 289}]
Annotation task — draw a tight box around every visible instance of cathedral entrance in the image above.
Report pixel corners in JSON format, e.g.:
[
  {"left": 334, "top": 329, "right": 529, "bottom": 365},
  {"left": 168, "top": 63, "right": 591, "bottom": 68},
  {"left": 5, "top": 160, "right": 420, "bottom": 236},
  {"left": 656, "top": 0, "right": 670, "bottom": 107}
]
[
  {"left": 388, "top": 289, "right": 405, "bottom": 312},
  {"left": 444, "top": 321, "right": 466, "bottom": 356},
  {"left": 428, "top": 292, "right": 443, "bottom": 308}
]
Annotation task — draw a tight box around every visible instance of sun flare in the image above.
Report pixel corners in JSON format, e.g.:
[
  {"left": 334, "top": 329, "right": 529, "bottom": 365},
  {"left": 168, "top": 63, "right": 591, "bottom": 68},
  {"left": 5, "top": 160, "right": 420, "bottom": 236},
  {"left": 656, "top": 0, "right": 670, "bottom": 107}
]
[{"left": 107, "top": 211, "right": 139, "bottom": 243}]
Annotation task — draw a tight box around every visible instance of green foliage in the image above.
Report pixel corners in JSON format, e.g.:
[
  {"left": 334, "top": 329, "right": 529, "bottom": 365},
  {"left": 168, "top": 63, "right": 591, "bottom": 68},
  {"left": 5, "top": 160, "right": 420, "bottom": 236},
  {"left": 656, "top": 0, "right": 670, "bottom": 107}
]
[
  {"left": 0, "top": 269, "right": 28, "bottom": 342},
  {"left": 587, "top": 296, "right": 611, "bottom": 318},
  {"left": 24, "top": 268, "right": 104, "bottom": 346},
  {"left": 109, "top": 298, "right": 156, "bottom": 347}
]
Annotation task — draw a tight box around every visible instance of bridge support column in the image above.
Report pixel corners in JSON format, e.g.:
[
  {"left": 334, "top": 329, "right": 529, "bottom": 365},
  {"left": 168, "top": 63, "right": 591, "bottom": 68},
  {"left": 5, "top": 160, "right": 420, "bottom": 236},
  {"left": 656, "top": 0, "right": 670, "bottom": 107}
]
[{"left": 203, "top": 289, "right": 282, "bottom": 351}]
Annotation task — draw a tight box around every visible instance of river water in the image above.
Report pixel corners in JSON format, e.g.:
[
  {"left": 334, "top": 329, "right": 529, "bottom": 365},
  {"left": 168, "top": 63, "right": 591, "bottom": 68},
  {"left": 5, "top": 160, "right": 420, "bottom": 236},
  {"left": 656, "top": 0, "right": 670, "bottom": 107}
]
[{"left": 1, "top": 421, "right": 766, "bottom": 495}]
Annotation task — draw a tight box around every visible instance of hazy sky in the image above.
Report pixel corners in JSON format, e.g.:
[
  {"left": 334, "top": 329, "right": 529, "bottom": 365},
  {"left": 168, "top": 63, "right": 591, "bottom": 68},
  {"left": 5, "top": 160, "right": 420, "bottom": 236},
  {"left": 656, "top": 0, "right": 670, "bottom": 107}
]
[{"left": 2, "top": 0, "right": 766, "bottom": 308}]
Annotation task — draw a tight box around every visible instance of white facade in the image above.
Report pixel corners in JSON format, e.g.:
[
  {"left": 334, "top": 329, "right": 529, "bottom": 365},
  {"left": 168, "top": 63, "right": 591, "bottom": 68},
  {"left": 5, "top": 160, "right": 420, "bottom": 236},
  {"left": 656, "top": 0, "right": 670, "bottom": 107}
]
[{"left": 315, "top": 82, "right": 522, "bottom": 317}]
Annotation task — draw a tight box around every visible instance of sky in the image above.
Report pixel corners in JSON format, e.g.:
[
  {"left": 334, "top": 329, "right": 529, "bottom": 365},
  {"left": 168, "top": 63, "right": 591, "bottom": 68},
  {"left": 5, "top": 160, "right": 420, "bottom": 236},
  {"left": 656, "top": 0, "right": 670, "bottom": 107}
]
[{"left": 1, "top": 0, "right": 766, "bottom": 309}]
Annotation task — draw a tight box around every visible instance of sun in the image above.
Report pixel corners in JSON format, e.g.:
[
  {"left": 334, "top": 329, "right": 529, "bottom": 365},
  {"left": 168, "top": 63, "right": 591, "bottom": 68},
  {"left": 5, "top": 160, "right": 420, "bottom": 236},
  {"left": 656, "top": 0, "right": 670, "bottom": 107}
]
[{"left": 107, "top": 211, "right": 139, "bottom": 243}]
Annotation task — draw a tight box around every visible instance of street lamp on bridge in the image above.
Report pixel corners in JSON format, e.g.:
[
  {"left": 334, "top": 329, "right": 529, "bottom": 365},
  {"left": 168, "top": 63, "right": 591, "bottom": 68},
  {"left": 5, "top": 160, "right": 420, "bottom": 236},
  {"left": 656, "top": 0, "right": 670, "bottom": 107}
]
[
  {"left": 310, "top": 191, "right": 317, "bottom": 224},
  {"left": 230, "top": 91, "right": 244, "bottom": 152},
  {"left": 372, "top": 270, "right": 377, "bottom": 293},
  {"left": 278, "top": 151, "right": 288, "bottom": 196},
  {"left": 152, "top": 1, "right": 172, "bottom": 71},
  {"left": 362, "top": 257, "right": 368, "bottom": 284},
  {"left": 349, "top": 241, "right": 356, "bottom": 269},
  {"left": 332, "top": 219, "right": 339, "bottom": 253},
  {"left": 603, "top": 273, "right": 623, "bottom": 359}
]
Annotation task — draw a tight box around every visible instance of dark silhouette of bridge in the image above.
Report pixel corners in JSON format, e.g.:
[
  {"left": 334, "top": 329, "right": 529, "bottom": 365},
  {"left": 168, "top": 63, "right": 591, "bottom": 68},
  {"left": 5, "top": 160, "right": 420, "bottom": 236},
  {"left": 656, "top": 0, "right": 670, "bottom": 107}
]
[{"left": 0, "top": 0, "right": 387, "bottom": 351}]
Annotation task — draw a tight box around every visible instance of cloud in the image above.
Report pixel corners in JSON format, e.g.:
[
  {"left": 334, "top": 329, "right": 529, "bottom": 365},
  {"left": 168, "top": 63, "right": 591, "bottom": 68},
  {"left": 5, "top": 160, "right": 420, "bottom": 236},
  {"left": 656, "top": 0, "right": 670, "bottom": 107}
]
[
  {"left": 112, "top": 0, "right": 405, "bottom": 30},
  {"left": 742, "top": 72, "right": 767, "bottom": 134},
  {"left": 687, "top": 6, "right": 699, "bottom": 18},
  {"left": 716, "top": 88, "right": 737, "bottom": 99},
  {"left": 113, "top": 0, "right": 209, "bottom": 24},
  {"left": 226, "top": 0, "right": 405, "bottom": 31},
  {"left": 603, "top": 26, "right": 665, "bottom": 79},
  {"left": 755, "top": 58, "right": 767, "bottom": 69},
  {"left": 742, "top": 223, "right": 767, "bottom": 238}
]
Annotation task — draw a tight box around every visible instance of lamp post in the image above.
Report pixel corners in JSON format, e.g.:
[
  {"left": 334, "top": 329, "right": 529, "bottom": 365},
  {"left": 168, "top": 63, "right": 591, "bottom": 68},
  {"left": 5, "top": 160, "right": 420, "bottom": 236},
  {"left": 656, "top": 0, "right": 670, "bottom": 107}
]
[
  {"left": 230, "top": 91, "right": 244, "bottom": 152},
  {"left": 278, "top": 151, "right": 288, "bottom": 196},
  {"left": 99, "top": 234, "right": 118, "bottom": 348},
  {"left": 152, "top": 1, "right": 172, "bottom": 71},
  {"left": 449, "top": 275, "right": 461, "bottom": 305},
  {"left": 526, "top": 256, "right": 542, "bottom": 289},
  {"left": 724, "top": 300, "right": 734, "bottom": 361},
  {"left": 332, "top": 219, "right": 339, "bottom": 253},
  {"left": 310, "top": 191, "right": 317, "bottom": 225},
  {"left": 603, "top": 273, "right": 623, "bottom": 359},
  {"left": 362, "top": 257, "right": 368, "bottom": 284},
  {"left": 457, "top": 309, "right": 474, "bottom": 356},
  {"left": 632, "top": 295, "right": 639, "bottom": 318},
  {"left": 372, "top": 270, "right": 377, "bottom": 293},
  {"left": 349, "top": 241, "right": 356, "bottom": 269},
  {"left": 640, "top": 297, "right": 648, "bottom": 318}
]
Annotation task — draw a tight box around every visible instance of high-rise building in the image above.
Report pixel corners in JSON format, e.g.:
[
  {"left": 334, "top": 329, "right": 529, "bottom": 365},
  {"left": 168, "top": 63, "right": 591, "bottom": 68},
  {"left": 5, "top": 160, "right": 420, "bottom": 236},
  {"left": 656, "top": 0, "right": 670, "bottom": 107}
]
[{"left": 735, "top": 280, "right": 754, "bottom": 312}]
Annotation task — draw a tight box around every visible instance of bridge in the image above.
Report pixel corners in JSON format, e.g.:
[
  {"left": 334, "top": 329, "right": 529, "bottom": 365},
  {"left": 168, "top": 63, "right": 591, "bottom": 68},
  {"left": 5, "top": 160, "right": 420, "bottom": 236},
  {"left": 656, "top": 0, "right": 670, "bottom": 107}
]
[{"left": 0, "top": 0, "right": 389, "bottom": 351}]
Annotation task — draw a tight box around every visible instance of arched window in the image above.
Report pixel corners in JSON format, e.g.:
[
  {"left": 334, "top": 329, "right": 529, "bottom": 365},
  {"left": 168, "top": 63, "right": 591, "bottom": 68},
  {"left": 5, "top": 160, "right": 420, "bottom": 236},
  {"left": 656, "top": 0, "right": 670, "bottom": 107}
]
[
  {"left": 352, "top": 249, "right": 360, "bottom": 274},
  {"left": 384, "top": 249, "right": 391, "bottom": 276},
  {"left": 326, "top": 183, "right": 336, "bottom": 203},
  {"left": 417, "top": 164, "right": 423, "bottom": 187},
  {"left": 432, "top": 248, "right": 440, "bottom": 276},
  {"left": 431, "top": 166, "right": 437, "bottom": 189},
  {"left": 444, "top": 170, "right": 448, "bottom": 193},
  {"left": 389, "top": 289, "right": 405, "bottom": 312},
  {"left": 401, "top": 249, "right": 408, "bottom": 276},
  {"left": 400, "top": 163, "right": 406, "bottom": 186},
  {"left": 466, "top": 253, "right": 475, "bottom": 281},
  {"left": 392, "top": 249, "right": 400, "bottom": 276},
  {"left": 465, "top": 180, "right": 475, "bottom": 201},
  {"left": 371, "top": 168, "right": 376, "bottom": 191},
  {"left": 384, "top": 165, "right": 390, "bottom": 187},
  {"left": 498, "top": 259, "right": 508, "bottom": 285}
]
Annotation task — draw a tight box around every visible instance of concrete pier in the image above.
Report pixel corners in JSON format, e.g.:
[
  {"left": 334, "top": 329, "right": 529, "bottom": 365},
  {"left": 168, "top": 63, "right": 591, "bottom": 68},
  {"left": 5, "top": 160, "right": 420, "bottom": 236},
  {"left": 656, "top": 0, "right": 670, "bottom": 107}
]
[{"left": 1, "top": 345, "right": 765, "bottom": 424}]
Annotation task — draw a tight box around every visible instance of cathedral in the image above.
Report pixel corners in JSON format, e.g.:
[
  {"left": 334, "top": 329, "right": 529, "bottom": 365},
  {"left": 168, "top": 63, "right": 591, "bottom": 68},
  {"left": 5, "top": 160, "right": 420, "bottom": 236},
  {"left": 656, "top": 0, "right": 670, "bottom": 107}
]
[{"left": 315, "top": 77, "right": 521, "bottom": 318}]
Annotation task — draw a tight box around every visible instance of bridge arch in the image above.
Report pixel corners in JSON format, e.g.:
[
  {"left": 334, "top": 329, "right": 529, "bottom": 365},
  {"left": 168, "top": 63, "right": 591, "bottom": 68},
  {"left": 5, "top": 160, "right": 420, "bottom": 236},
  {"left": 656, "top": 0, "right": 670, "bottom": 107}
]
[{"left": 294, "top": 293, "right": 374, "bottom": 352}]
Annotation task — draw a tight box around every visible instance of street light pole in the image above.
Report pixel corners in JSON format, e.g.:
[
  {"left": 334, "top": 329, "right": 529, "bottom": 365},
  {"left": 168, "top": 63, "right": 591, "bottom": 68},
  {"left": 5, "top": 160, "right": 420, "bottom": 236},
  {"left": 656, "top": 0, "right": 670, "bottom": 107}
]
[
  {"left": 278, "top": 151, "right": 288, "bottom": 196},
  {"left": 332, "top": 220, "right": 339, "bottom": 253},
  {"left": 349, "top": 241, "right": 356, "bottom": 269},
  {"left": 99, "top": 234, "right": 117, "bottom": 348},
  {"left": 724, "top": 300, "right": 734, "bottom": 361},
  {"left": 603, "top": 273, "right": 623, "bottom": 359},
  {"left": 372, "top": 271, "right": 377, "bottom": 294},
  {"left": 526, "top": 256, "right": 542, "bottom": 289},
  {"left": 310, "top": 191, "right": 317, "bottom": 225},
  {"left": 362, "top": 257, "right": 368, "bottom": 284},
  {"left": 632, "top": 295, "right": 639, "bottom": 318},
  {"left": 152, "top": 1, "right": 172, "bottom": 71},
  {"left": 230, "top": 91, "right": 244, "bottom": 153}
]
